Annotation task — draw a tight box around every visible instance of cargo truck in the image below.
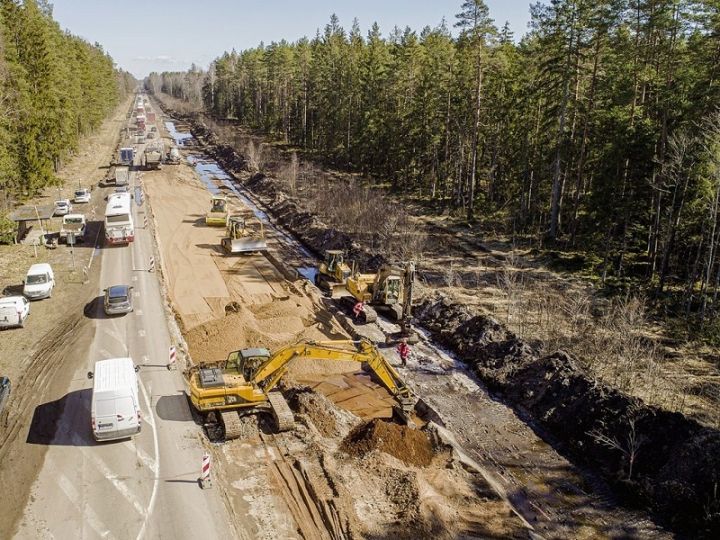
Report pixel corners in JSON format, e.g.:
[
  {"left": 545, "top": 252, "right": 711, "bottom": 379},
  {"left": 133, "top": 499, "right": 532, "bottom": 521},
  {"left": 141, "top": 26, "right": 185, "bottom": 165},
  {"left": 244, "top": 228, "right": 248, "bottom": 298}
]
[
  {"left": 142, "top": 143, "right": 163, "bottom": 170},
  {"left": 115, "top": 166, "right": 130, "bottom": 186},
  {"left": 119, "top": 147, "right": 135, "bottom": 166}
]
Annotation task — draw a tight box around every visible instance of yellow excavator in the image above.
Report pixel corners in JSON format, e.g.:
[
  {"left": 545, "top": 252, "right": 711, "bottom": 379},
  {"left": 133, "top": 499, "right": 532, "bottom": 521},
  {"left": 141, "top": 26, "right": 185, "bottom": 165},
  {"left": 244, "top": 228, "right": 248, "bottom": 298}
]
[
  {"left": 345, "top": 262, "right": 415, "bottom": 322},
  {"left": 185, "top": 338, "right": 416, "bottom": 440},
  {"left": 221, "top": 214, "right": 267, "bottom": 253},
  {"left": 205, "top": 195, "right": 228, "bottom": 226},
  {"left": 315, "top": 250, "right": 351, "bottom": 296}
]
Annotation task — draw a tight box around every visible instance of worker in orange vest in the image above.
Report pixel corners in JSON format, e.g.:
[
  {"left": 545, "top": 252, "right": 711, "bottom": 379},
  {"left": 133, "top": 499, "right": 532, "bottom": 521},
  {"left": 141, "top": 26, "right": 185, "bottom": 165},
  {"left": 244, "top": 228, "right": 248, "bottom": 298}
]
[{"left": 397, "top": 338, "right": 410, "bottom": 367}]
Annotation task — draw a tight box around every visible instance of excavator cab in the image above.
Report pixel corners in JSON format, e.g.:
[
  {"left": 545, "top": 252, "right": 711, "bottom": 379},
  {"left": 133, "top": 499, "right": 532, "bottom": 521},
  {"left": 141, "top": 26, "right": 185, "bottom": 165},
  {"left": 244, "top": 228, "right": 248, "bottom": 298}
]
[
  {"left": 376, "top": 275, "right": 401, "bottom": 305},
  {"left": 238, "top": 348, "right": 271, "bottom": 382},
  {"left": 325, "top": 250, "right": 344, "bottom": 273}
]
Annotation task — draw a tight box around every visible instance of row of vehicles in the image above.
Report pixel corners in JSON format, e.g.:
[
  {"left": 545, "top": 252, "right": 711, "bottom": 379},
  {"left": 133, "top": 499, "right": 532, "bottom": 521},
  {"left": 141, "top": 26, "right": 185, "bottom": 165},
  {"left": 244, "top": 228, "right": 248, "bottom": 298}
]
[
  {"left": 0, "top": 263, "right": 55, "bottom": 328},
  {"left": 90, "top": 102, "right": 142, "bottom": 440}
]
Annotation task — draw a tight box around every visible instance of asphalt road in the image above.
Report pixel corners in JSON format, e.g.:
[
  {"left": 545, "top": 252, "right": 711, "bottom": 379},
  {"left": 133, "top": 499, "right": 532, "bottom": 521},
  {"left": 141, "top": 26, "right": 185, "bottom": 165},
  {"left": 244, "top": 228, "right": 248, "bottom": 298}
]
[{"left": 15, "top": 154, "right": 236, "bottom": 539}]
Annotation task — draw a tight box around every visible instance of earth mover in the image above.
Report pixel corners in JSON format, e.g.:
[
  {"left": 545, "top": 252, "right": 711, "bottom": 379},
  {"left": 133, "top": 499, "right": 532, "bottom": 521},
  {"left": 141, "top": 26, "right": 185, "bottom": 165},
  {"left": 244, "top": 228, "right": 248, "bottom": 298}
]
[
  {"left": 315, "top": 250, "right": 351, "bottom": 296},
  {"left": 205, "top": 195, "right": 228, "bottom": 226},
  {"left": 345, "top": 262, "right": 415, "bottom": 322},
  {"left": 185, "top": 338, "right": 417, "bottom": 440},
  {"left": 221, "top": 214, "right": 267, "bottom": 254}
]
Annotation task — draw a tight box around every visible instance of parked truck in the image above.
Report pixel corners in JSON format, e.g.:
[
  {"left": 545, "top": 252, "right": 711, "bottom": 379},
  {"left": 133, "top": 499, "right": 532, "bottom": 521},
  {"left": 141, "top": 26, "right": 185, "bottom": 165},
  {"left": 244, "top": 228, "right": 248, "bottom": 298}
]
[{"left": 142, "top": 143, "right": 163, "bottom": 170}]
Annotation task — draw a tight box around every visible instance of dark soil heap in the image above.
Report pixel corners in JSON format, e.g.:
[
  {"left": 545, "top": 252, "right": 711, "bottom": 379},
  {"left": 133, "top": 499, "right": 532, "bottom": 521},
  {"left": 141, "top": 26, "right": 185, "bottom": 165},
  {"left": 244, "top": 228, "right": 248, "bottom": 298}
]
[
  {"left": 415, "top": 291, "right": 720, "bottom": 536},
  {"left": 340, "top": 419, "right": 434, "bottom": 467}
]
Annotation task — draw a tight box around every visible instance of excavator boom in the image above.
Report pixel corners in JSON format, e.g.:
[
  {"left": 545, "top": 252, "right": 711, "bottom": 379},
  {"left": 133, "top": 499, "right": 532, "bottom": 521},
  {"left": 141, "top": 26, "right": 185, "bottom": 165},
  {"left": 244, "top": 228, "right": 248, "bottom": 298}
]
[
  {"left": 186, "top": 338, "right": 418, "bottom": 440},
  {"left": 252, "top": 339, "right": 413, "bottom": 403}
]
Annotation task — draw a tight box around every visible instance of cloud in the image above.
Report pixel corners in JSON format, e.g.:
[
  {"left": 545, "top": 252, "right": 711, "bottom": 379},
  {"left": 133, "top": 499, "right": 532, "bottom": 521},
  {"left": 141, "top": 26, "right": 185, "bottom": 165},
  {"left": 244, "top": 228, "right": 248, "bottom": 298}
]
[{"left": 132, "top": 54, "right": 182, "bottom": 64}]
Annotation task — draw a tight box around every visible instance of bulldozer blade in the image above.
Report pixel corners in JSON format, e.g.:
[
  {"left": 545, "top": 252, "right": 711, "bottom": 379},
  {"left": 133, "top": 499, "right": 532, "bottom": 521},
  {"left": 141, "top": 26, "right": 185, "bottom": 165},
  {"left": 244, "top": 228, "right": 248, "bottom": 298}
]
[{"left": 223, "top": 238, "right": 268, "bottom": 254}]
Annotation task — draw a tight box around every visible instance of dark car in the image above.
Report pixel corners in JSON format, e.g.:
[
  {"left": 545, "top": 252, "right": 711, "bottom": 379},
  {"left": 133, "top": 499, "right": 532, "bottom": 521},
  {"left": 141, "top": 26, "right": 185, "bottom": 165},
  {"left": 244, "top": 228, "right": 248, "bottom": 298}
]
[
  {"left": 103, "top": 285, "right": 134, "bottom": 316},
  {"left": 0, "top": 376, "right": 10, "bottom": 414}
]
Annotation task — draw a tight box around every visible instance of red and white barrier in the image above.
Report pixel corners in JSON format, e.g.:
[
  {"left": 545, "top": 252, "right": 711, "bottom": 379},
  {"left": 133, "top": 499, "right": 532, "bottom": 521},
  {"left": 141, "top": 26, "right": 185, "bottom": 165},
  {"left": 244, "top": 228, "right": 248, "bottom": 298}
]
[
  {"left": 200, "top": 452, "right": 212, "bottom": 488},
  {"left": 148, "top": 257, "right": 155, "bottom": 272},
  {"left": 143, "top": 215, "right": 148, "bottom": 228},
  {"left": 166, "top": 346, "right": 177, "bottom": 370}
]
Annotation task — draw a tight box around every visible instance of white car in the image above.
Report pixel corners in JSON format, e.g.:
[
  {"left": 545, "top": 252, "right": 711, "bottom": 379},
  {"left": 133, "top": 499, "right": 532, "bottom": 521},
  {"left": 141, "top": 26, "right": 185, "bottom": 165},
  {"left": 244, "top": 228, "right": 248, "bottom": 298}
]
[
  {"left": 23, "top": 263, "right": 55, "bottom": 300},
  {"left": 0, "top": 296, "right": 30, "bottom": 328},
  {"left": 74, "top": 188, "right": 91, "bottom": 204},
  {"left": 53, "top": 199, "right": 72, "bottom": 216}
]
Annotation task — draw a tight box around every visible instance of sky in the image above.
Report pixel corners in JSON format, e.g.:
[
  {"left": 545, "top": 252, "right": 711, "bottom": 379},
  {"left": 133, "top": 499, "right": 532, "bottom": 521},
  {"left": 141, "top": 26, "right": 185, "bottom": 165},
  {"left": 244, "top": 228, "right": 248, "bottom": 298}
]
[{"left": 50, "top": 0, "right": 540, "bottom": 78}]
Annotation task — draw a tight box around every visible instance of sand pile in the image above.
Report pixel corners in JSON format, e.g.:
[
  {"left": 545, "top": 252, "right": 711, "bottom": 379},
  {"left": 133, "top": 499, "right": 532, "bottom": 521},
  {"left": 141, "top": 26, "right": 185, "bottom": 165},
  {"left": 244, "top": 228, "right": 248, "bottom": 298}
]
[
  {"left": 341, "top": 419, "right": 435, "bottom": 467},
  {"left": 186, "top": 292, "right": 348, "bottom": 363},
  {"left": 294, "top": 391, "right": 358, "bottom": 438}
]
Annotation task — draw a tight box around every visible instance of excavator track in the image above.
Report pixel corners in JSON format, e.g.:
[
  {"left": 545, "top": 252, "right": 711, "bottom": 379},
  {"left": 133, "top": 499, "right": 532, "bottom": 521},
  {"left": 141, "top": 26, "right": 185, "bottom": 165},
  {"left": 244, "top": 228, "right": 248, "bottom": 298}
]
[
  {"left": 361, "top": 306, "right": 378, "bottom": 323},
  {"left": 267, "top": 391, "right": 295, "bottom": 432},
  {"left": 220, "top": 410, "right": 244, "bottom": 440}
]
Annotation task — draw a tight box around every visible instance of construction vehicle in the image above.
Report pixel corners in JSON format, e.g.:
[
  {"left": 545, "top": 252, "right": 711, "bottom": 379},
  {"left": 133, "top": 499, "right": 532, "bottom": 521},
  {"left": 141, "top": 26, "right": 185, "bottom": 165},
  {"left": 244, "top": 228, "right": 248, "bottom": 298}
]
[
  {"left": 166, "top": 146, "right": 181, "bottom": 164},
  {"left": 346, "top": 262, "right": 415, "bottom": 321},
  {"left": 185, "top": 339, "right": 416, "bottom": 440},
  {"left": 221, "top": 214, "right": 267, "bottom": 253},
  {"left": 205, "top": 195, "right": 228, "bottom": 226},
  {"left": 141, "top": 143, "right": 163, "bottom": 170},
  {"left": 315, "top": 250, "right": 351, "bottom": 295}
]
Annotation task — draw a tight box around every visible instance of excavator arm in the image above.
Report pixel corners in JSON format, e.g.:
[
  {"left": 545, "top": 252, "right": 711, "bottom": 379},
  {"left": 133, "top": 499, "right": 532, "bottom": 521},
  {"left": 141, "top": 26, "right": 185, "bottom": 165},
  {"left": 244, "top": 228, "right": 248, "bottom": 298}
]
[{"left": 250, "top": 339, "right": 415, "bottom": 412}]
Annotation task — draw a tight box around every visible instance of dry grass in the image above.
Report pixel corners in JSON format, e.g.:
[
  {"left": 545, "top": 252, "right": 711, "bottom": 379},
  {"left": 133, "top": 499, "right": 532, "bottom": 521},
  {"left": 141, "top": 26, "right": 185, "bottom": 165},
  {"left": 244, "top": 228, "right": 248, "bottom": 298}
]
[{"left": 484, "top": 258, "right": 720, "bottom": 427}]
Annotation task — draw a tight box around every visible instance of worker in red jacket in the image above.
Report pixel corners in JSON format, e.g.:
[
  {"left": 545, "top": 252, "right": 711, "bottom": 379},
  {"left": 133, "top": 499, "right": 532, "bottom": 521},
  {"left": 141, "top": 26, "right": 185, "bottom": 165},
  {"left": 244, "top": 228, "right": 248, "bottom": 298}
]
[{"left": 397, "top": 338, "right": 410, "bottom": 367}]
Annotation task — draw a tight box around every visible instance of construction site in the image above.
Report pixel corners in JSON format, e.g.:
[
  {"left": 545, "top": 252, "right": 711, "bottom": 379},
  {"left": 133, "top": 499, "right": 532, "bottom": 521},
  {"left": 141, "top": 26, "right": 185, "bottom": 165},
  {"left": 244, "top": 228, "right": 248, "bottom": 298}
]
[{"left": 137, "top": 103, "right": 676, "bottom": 539}]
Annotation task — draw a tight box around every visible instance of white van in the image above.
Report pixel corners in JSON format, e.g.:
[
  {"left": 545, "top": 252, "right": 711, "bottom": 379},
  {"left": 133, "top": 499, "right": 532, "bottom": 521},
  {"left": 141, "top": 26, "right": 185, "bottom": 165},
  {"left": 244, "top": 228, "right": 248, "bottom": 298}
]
[
  {"left": 89, "top": 358, "right": 142, "bottom": 441},
  {"left": 0, "top": 296, "right": 30, "bottom": 328},
  {"left": 23, "top": 263, "right": 55, "bottom": 300}
]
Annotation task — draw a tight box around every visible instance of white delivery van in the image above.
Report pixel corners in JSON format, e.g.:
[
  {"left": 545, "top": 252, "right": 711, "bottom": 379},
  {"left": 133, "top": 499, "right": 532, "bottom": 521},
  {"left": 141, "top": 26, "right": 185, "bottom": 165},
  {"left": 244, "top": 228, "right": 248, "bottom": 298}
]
[
  {"left": 23, "top": 263, "right": 55, "bottom": 300},
  {"left": 89, "top": 358, "right": 142, "bottom": 441},
  {"left": 0, "top": 296, "right": 30, "bottom": 328}
]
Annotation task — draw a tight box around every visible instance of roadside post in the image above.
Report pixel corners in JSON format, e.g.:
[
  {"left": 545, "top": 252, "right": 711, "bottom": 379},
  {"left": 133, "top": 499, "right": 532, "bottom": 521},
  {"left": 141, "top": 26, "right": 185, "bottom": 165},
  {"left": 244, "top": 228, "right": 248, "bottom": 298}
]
[
  {"left": 199, "top": 452, "right": 212, "bottom": 489},
  {"left": 67, "top": 232, "right": 76, "bottom": 270},
  {"left": 166, "top": 346, "right": 177, "bottom": 370}
]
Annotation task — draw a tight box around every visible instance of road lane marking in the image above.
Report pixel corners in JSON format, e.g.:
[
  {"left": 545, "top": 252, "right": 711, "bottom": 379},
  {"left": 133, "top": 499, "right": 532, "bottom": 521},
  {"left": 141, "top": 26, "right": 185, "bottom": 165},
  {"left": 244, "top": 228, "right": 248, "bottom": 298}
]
[
  {"left": 135, "top": 309, "right": 143, "bottom": 316},
  {"left": 138, "top": 329, "right": 146, "bottom": 337},
  {"left": 136, "top": 377, "right": 160, "bottom": 540},
  {"left": 56, "top": 471, "right": 114, "bottom": 539},
  {"left": 82, "top": 450, "right": 148, "bottom": 518}
]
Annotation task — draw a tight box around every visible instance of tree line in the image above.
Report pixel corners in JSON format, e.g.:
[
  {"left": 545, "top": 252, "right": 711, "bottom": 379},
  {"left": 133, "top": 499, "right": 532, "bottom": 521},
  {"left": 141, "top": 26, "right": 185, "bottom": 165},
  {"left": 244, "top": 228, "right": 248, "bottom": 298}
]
[
  {"left": 0, "top": 0, "right": 135, "bottom": 201},
  {"left": 148, "top": 0, "right": 720, "bottom": 323}
]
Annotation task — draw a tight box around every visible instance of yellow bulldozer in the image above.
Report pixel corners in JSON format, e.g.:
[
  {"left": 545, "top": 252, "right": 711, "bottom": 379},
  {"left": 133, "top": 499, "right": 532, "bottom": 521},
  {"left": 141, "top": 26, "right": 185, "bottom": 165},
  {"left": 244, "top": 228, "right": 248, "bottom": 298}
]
[
  {"left": 205, "top": 195, "right": 228, "bottom": 226},
  {"left": 185, "top": 338, "right": 417, "bottom": 440},
  {"left": 221, "top": 214, "right": 267, "bottom": 254},
  {"left": 315, "top": 250, "right": 351, "bottom": 296}
]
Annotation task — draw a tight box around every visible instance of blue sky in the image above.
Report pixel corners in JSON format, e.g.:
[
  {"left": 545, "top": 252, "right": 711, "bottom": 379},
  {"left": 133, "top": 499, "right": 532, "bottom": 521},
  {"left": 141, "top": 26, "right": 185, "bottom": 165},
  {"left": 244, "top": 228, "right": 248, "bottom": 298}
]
[{"left": 50, "top": 1, "right": 540, "bottom": 78}]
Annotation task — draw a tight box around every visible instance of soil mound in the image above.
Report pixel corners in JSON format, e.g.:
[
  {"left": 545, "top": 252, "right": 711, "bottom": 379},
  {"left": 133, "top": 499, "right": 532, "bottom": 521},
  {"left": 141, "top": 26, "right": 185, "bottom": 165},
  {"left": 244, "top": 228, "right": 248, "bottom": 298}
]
[
  {"left": 416, "top": 291, "right": 720, "bottom": 535},
  {"left": 341, "top": 419, "right": 434, "bottom": 467}
]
